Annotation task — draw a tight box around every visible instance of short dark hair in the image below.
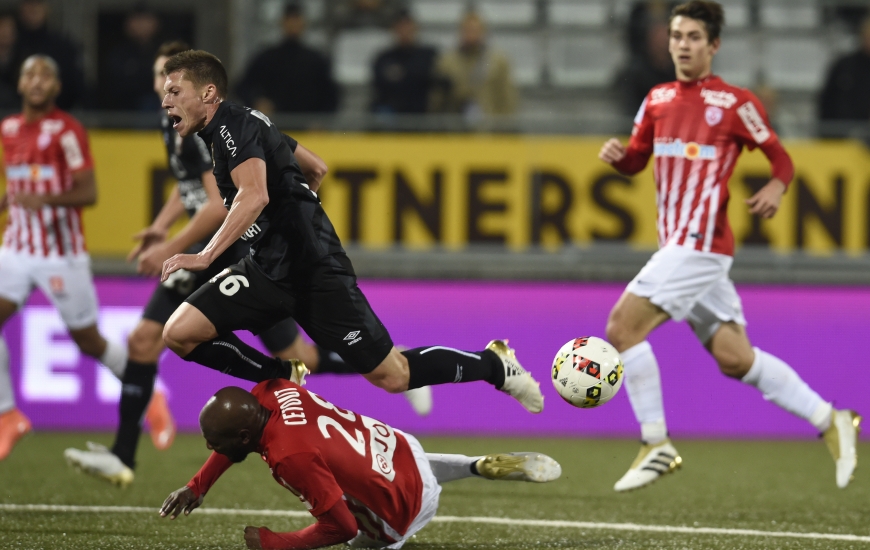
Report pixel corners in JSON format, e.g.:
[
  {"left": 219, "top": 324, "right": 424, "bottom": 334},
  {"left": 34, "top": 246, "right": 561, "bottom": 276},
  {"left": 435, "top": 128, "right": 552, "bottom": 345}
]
[
  {"left": 163, "top": 49, "right": 228, "bottom": 98},
  {"left": 670, "top": 0, "right": 725, "bottom": 43},
  {"left": 156, "top": 40, "right": 190, "bottom": 61}
]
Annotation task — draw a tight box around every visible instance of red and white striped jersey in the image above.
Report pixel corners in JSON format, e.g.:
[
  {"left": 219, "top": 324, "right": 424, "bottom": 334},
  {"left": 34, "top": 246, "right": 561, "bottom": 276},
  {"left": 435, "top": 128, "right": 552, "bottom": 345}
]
[
  {"left": 0, "top": 108, "right": 93, "bottom": 257},
  {"left": 613, "top": 75, "right": 793, "bottom": 256}
]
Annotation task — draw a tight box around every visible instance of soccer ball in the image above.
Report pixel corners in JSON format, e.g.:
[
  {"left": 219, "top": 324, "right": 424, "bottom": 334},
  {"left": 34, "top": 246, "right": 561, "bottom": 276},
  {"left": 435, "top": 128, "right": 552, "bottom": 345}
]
[{"left": 551, "top": 336, "right": 624, "bottom": 408}]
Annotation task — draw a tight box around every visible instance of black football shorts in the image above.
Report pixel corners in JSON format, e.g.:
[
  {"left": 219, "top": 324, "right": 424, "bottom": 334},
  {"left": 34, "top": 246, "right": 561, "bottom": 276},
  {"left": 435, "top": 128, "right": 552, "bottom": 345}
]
[{"left": 185, "top": 255, "right": 393, "bottom": 374}]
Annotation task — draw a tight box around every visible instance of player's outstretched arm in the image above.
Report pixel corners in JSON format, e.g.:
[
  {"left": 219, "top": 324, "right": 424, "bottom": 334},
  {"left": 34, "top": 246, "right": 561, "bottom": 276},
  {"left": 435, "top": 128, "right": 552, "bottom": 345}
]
[
  {"left": 294, "top": 143, "right": 328, "bottom": 194},
  {"left": 161, "top": 157, "right": 269, "bottom": 282},
  {"left": 159, "top": 486, "right": 204, "bottom": 520},
  {"left": 245, "top": 500, "right": 358, "bottom": 550}
]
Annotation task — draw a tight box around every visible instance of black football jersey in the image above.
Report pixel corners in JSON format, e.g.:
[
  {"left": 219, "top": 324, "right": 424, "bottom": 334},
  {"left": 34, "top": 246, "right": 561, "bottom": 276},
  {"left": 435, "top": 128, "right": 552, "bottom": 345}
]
[{"left": 197, "top": 101, "right": 345, "bottom": 280}]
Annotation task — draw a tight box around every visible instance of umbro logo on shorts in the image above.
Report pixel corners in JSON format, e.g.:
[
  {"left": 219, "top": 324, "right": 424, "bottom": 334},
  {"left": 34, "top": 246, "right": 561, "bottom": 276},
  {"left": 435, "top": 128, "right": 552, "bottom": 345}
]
[{"left": 344, "top": 331, "right": 362, "bottom": 346}]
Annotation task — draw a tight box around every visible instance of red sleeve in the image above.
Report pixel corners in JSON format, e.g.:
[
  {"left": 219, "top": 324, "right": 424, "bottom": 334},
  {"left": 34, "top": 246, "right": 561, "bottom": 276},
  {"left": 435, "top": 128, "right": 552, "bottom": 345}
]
[
  {"left": 186, "top": 451, "right": 233, "bottom": 497},
  {"left": 732, "top": 91, "right": 794, "bottom": 187},
  {"left": 612, "top": 94, "right": 655, "bottom": 176},
  {"left": 59, "top": 117, "right": 94, "bottom": 173},
  {"left": 257, "top": 500, "right": 358, "bottom": 550},
  {"left": 272, "top": 452, "right": 344, "bottom": 517}
]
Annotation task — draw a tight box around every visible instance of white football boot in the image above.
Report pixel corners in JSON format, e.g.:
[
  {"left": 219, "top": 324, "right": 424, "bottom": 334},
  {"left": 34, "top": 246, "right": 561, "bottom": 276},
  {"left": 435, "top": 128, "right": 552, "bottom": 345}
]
[
  {"left": 823, "top": 409, "right": 862, "bottom": 489},
  {"left": 614, "top": 439, "right": 682, "bottom": 492},
  {"left": 403, "top": 386, "right": 433, "bottom": 416},
  {"left": 486, "top": 340, "right": 544, "bottom": 413},
  {"left": 64, "top": 442, "right": 134, "bottom": 488},
  {"left": 476, "top": 452, "right": 562, "bottom": 483}
]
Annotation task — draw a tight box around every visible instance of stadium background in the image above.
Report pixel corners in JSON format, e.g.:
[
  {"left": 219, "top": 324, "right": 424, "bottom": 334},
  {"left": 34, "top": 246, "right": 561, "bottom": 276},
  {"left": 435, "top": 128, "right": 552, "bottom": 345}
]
[{"left": 0, "top": 0, "right": 867, "bottom": 441}]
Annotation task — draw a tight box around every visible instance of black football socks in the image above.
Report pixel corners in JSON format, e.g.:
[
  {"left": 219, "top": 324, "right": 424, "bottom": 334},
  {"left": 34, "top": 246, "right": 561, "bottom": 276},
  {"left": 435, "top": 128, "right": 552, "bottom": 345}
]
[
  {"left": 404, "top": 347, "right": 504, "bottom": 390},
  {"left": 313, "top": 346, "right": 356, "bottom": 374},
  {"left": 183, "top": 333, "right": 289, "bottom": 382},
  {"left": 111, "top": 361, "right": 157, "bottom": 469}
]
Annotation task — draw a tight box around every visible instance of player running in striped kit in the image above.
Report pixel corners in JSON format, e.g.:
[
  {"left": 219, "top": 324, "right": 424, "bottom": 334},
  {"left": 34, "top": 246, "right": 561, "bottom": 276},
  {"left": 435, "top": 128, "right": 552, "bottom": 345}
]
[
  {"left": 598, "top": 0, "right": 860, "bottom": 491},
  {"left": 0, "top": 55, "right": 130, "bottom": 460}
]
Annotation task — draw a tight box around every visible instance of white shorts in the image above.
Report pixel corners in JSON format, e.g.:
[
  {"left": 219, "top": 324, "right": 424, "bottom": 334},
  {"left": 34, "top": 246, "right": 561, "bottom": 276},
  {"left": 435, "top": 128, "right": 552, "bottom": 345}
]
[
  {"left": 0, "top": 248, "right": 99, "bottom": 330},
  {"left": 626, "top": 244, "right": 746, "bottom": 343},
  {"left": 348, "top": 431, "right": 441, "bottom": 549}
]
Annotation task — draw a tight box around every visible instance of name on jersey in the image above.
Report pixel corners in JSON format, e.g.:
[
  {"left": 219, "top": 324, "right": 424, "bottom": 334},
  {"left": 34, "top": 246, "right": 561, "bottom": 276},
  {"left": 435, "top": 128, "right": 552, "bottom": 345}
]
[
  {"left": 653, "top": 139, "right": 716, "bottom": 161},
  {"left": 6, "top": 163, "right": 56, "bottom": 181},
  {"left": 240, "top": 222, "right": 261, "bottom": 241},
  {"left": 649, "top": 87, "right": 677, "bottom": 105},
  {"left": 274, "top": 387, "right": 307, "bottom": 425},
  {"left": 701, "top": 89, "right": 737, "bottom": 109},
  {"left": 219, "top": 125, "right": 237, "bottom": 157}
]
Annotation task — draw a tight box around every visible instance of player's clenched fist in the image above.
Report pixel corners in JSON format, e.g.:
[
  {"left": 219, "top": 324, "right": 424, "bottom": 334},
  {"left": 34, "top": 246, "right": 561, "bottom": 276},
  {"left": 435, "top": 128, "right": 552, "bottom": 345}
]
[
  {"left": 599, "top": 138, "right": 627, "bottom": 164},
  {"left": 159, "top": 486, "right": 203, "bottom": 519}
]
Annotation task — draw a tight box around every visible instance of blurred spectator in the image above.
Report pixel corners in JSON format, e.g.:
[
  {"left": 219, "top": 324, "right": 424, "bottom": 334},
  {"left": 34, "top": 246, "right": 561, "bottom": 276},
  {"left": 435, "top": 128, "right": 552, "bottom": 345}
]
[
  {"left": 430, "top": 12, "right": 517, "bottom": 120},
  {"left": 616, "top": 2, "right": 675, "bottom": 116},
  {"left": 370, "top": 10, "right": 437, "bottom": 115},
  {"left": 818, "top": 17, "right": 870, "bottom": 138},
  {"left": 0, "top": 12, "right": 20, "bottom": 110},
  {"left": 101, "top": 6, "right": 162, "bottom": 111},
  {"left": 236, "top": 1, "right": 339, "bottom": 115},
  {"left": 16, "top": 0, "right": 83, "bottom": 109},
  {"left": 327, "top": 0, "right": 407, "bottom": 34}
]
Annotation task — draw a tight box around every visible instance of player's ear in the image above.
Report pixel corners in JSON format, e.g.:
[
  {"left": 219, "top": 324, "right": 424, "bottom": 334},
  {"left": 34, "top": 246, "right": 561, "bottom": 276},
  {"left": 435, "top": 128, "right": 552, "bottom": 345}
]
[
  {"left": 202, "top": 83, "right": 218, "bottom": 103},
  {"left": 709, "top": 37, "right": 721, "bottom": 55}
]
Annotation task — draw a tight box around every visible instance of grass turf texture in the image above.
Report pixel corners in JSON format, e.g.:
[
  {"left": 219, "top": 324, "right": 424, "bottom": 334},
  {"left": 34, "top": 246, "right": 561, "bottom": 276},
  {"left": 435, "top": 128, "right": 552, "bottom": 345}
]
[{"left": 1, "top": 433, "right": 868, "bottom": 549}]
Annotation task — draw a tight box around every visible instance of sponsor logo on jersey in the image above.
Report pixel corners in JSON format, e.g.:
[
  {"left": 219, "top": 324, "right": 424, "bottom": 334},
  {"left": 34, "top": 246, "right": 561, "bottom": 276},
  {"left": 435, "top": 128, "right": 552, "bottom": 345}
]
[
  {"left": 36, "top": 133, "right": 51, "bottom": 150},
  {"left": 6, "top": 164, "right": 56, "bottom": 181},
  {"left": 653, "top": 139, "right": 717, "bottom": 161},
  {"left": 39, "top": 119, "right": 64, "bottom": 135},
  {"left": 2, "top": 118, "right": 20, "bottom": 136},
  {"left": 219, "top": 125, "right": 237, "bottom": 157},
  {"left": 649, "top": 87, "right": 677, "bottom": 105},
  {"left": 240, "top": 222, "right": 261, "bottom": 241},
  {"left": 736, "top": 102, "right": 771, "bottom": 144},
  {"left": 701, "top": 89, "right": 738, "bottom": 109},
  {"left": 705, "top": 106, "right": 723, "bottom": 126}
]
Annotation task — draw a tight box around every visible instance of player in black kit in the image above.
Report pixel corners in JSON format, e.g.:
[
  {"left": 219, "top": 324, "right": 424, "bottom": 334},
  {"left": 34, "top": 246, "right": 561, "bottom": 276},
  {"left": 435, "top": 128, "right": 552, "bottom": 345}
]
[
  {"left": 64, "top": 44, "right": 428, "bottom": 489},
  {"left": 158, "top": 50, "right": 544, "bottom": 413}
]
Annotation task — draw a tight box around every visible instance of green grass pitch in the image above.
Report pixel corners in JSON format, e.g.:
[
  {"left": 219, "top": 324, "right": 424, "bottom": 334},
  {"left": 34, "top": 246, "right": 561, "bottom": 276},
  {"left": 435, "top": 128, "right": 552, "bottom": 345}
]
[{"left": 1, "top": 433, "right": 868, "bottom": 549}]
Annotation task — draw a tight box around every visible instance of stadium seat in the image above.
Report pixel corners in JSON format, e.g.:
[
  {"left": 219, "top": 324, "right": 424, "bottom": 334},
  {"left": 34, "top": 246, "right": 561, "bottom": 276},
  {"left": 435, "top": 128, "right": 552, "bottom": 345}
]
[
  {"left": 418, "top": 29, "right": 455, "bottom": 52},
  {"left": 546, "top": 0, "right": 610, "bottom": 27},
  {"left": 759, "top": 0, "right": 821, "bottom": 29},
  {"left": 548, "top": 32, "right": 626, "bottom": 88},
  {"left": 762, "top": 36, "right": 830, "bottom": 91},
  {"left": 301, "top": 0, "right": 324, "bottom": 23},
  {"left": 411, "top": 0, "right": 466, "bottom": 26},
  {"left": 720, "top": 0, "right": 750, "bottom": 29},
  {"left": 712, "top": 32, "right": 758, "bottom": 88},
  {"left": 490, "top": 31, "right": 543, "bottom": 86},
  {"left": 478, "top": 0, "right": 537, "bottom": 27},
  {"left": 334, "top": 29, "right": 393, "bottom": 85}
]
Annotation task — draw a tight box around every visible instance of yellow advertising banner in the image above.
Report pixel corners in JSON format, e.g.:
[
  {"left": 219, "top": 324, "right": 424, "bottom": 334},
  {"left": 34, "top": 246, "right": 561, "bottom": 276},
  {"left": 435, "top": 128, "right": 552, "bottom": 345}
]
[{"left": 3, "top": 131, "right": 867, "bottom": 256}]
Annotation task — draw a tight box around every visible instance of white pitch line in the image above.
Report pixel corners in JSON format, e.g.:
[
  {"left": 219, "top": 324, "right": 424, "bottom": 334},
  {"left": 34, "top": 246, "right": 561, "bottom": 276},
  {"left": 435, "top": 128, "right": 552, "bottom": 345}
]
[{"left": 1, "top": 504, "right": 869, "bottom": 543}]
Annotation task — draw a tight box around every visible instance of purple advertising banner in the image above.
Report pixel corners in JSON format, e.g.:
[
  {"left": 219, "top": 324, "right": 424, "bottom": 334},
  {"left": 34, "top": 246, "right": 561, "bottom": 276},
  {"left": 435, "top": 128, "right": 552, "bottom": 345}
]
[{"left": 7, "top": 277, "right": 868, "bottom": 439}]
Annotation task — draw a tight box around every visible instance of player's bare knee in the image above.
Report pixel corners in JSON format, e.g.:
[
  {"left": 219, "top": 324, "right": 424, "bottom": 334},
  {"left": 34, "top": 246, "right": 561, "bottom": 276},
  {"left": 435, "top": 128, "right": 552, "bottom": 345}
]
[
  {"left": 715, "top": 351, "right": 751, "bottom": 379},
  {"left": 374, "top": 375, "right": 408, "bottom": 394},
  {"left": 69, "top": 329, "right": 105, "bottom": 358},
  {"left": 128, "top": 328, "right": 163, "bottom": 363},
  {"left": 605, "top": 317, "right": 631, "bottom": 353},
  {"left": 162, "top": 322, "right": 189, "bottom": 356}
]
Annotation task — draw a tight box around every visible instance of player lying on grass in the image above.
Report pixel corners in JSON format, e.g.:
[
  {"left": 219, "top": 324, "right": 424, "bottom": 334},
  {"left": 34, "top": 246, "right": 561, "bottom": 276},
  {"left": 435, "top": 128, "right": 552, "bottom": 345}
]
[
  {"left": 599, "top": 0, "right": 861, "bottom": 492},
  {"left": 160, "top": 374, "right": 561, "bottom": 549}
]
